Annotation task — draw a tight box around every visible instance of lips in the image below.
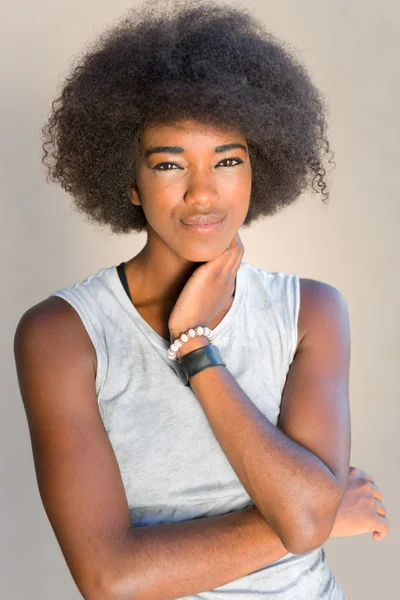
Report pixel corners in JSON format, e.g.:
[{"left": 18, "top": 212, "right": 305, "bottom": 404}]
[
  {"left": 180, "top": 214, "right": 225, "bottom": 225},
  {"left": 179, "top": 215, "right": 226, "bottom": 235}
]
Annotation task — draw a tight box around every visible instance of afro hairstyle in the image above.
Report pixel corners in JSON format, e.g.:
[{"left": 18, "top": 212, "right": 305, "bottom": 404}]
[{"left": 41, "top": 0, "right": 335, "bottom": 234}]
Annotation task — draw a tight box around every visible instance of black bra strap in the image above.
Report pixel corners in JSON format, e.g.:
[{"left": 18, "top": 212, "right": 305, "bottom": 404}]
[{"left": 116, "top": 262, "right": 133, "bottom": 303}]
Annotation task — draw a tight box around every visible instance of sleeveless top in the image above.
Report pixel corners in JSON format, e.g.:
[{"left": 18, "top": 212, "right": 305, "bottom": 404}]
[{"left": 48, "top": 259, "right": 346, "bottom": 600}]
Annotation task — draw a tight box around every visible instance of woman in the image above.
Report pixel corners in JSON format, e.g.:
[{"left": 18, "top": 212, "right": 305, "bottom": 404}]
[{"left": 14, "top": 1, "right": 389, "bottom": 598}]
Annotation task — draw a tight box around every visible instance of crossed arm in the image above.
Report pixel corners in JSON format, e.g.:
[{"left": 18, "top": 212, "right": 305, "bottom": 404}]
[
  {"left": 184, "top": 278, "right": 351, "bottom": 554},
  {"left": 14, "top": 278, "right": 351, "bottom": 599}
]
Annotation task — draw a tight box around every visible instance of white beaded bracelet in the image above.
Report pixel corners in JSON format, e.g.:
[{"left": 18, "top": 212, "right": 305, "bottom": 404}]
[{"left": 167, "top": 326, "right": 215, "bottom": 361}]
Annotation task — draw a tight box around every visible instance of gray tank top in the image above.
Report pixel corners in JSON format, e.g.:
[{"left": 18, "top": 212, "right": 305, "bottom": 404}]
[{"left": 49, "top": 259, "right": 346, "bottom": 599}]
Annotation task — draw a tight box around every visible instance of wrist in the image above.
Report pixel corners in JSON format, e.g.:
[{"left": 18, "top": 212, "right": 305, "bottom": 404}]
[{"left": 174, "top": 335, "right": 210, "bottom": 359}]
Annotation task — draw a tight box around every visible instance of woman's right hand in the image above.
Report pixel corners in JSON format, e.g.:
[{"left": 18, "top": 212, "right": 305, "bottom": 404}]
[{"left": 330, "top": 466, "right": 390, "bottom": 541}]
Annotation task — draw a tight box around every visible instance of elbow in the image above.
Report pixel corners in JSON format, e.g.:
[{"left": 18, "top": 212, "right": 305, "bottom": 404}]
[
  {"left": 267, "top": 514, "right": 321, "bottom": 555},
  {"left": 279, "top": 496, "right": 341, "bottom": 555},
  {"left": 72, "top": 529, "right": 145, "bottom": 600},
  {"left": 85, "top": 576, "right": 143, "bottom": 600},
  {"left": 91, "top": 568, "right": 146, "bottom": 600},
  {"left": 282, "top": 522, "right": 331, "bottom": 555},
  {"left": 82, "top": 557, "right": 144, "bottom": 600},
  {"left": 262, "top": 479, "right": 344, "bottom": 555},
  {"left": 79, "top": 571, "right": 121, "bottom": 600},
  {"left": 260, "top": 512, "right": 321, "bottom": 555}
]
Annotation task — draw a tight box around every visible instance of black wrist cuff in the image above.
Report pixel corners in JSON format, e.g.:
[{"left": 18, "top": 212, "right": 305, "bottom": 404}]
[{"left": 177, "top": 344, "right": 226, "bottom": 386}]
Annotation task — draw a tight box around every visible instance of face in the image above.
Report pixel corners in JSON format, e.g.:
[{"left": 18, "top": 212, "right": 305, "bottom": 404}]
[{"left": 130, "top": 119, "right": 252, "bottom": 262}]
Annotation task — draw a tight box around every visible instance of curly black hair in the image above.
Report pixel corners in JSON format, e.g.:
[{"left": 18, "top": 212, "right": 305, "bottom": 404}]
[{"left": 41, "top": 0, "right": 335, "bottom": 234}]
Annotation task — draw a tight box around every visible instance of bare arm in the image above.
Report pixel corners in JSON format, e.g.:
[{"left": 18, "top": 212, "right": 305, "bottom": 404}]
[
  {"left": 114, "top": 506, "right": 287, "bottom": 600},
  {"left": 13, "top": 297, "right": 289, "bottom": 600},
  {"left": 173, "top": 279, "right": 351, "bottom": 555}
]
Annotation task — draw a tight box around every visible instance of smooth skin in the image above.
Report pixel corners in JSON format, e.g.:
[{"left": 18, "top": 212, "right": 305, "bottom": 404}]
[{"left": 14, "top": 120, "right": 389, "bottom": 599}]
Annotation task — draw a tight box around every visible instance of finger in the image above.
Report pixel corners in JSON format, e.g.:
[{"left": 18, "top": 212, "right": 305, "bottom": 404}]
[
  {"left": 355, "top": 468, "right": 375, "bottom": 483},
  {"left": 230, "top": 231, "right": 241, "bottom": 246},
  {"left": 372, "top": 531, "right": 387, "bottom": 541},
  {"left": 229, "top": 231, "right": 243, "bottom": 250},
  {"left": 374, "top": 498, "right": 386, "bottom": 517},
  {"left": 225, "top": 232, "right": 244, "bottom": 269},
  {"left": 370, "top": 482, "right": 383, "bottom": 502},
  {"left": 224, "top": 236, "right": 238, "bottom": 260},
  {"left": 214, "top": 241, "right": 236, "bottom": 265},
  {"left": 373, "top": 514, "right": 390, "bottom": 537},
  {"left": 231, "top": 248, "right": 244, "bottom": 277}
]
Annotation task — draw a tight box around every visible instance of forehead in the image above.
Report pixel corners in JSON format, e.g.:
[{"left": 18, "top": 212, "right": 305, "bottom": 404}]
[{"left": 141, "top": 119, "right": 246, "bottom": 145}]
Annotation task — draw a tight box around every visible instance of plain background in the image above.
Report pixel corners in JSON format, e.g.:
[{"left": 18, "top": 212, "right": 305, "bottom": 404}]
[{"left": 1, "top": 0, "right": 398, "bottom": 598}]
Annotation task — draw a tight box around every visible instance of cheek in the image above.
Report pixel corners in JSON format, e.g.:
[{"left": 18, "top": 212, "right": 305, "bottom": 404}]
[
  {"left": 138, "top": 184, "right": 176, "bottom": 223},
  {"left": 221, "top": 170, "right": 252, "bottom": 206},
  {"left": 220, "top": 180, "right": 251, "bottom": 220}
]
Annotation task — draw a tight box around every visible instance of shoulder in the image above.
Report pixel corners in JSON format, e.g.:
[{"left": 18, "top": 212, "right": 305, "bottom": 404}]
[
  {"left": 14, "top": 296, "right": 97, "bottom": 376},
  {"left": 296, "top": 278, "right": 350, "bottom": 355}
]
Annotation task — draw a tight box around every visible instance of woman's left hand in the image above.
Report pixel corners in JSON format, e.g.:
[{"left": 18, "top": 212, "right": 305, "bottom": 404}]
[
  {"left": 168, "top": 232, "right": 244, "bottom": 338},
  {"left": 329, "top": 466, "right": 390, "bottom": 541}
]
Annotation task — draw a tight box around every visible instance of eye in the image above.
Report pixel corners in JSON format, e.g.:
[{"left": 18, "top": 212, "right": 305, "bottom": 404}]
[
  {"left": 218, "top": 157, "right": 243, "bottom": 167},
  {"left": 152, "top": 157, "right": 243, "bottom": 170},
  {"left": 152, "top": 162, "right": 182, "bottom": 170}
]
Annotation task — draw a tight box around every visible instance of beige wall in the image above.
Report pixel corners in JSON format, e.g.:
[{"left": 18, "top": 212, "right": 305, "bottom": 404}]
[{"left": 2, "top": 1, "right": 398, "bottom": 598}]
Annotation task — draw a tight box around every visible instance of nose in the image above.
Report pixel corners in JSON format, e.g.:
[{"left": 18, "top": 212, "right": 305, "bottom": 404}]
[{"left": 183, "top": 171, "right": 219, "bottom": 206}]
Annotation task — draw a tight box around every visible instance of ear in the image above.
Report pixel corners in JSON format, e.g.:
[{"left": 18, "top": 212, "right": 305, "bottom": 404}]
[{"left": 129, "top": 185, "right": 141, "bottom": 207}]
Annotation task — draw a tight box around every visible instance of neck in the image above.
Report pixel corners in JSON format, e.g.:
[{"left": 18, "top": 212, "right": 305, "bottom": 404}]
[{"left": 125, "top": 244, "right": 204, "bottom": 310}]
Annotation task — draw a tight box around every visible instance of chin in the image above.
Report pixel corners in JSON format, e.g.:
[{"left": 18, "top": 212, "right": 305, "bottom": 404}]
[{"left": 178, "top": 242, "right": 229, "bottom": 263}]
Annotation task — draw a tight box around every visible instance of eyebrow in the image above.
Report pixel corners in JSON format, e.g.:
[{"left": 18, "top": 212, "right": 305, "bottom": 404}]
[{"left": 145, "top": 142, "right": 248, "bottom": 158}]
